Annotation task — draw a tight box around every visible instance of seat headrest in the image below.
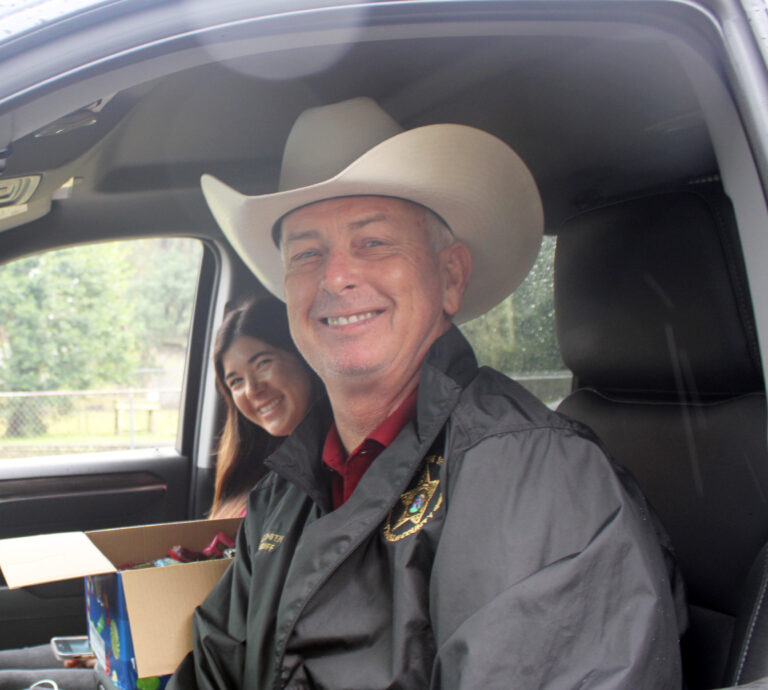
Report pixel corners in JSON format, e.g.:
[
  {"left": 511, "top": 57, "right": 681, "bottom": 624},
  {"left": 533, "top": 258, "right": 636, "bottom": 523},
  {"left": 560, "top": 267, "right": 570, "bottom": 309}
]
[{"left": 555, "top": 189, "right": 763, "bottom": 397}]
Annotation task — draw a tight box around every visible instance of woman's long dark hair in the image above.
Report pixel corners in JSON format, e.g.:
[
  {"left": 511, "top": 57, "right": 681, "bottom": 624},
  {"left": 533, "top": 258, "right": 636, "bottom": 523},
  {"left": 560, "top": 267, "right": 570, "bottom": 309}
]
[{"left": 210, "top": 295, "right": 315, "bottom": 518}]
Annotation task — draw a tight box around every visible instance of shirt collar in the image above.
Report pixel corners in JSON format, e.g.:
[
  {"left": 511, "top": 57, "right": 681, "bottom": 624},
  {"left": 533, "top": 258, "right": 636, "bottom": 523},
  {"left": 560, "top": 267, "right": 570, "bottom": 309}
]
[{"left": 322, "top": 387, "right": 419, "bottom": 471}]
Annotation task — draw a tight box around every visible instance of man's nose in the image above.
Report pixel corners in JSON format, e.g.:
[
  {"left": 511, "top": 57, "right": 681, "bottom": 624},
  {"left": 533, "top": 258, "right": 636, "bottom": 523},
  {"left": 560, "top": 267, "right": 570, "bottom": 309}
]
[{"left": 321, "top": 246, "right": 357, "bottom": 293}]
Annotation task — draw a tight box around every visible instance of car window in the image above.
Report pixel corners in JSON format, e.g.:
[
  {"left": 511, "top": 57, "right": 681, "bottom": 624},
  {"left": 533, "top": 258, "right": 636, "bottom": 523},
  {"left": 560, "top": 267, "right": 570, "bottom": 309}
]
[
  {"left": 460, "top": 235, "right": 569, "bottom": 407},
  {"left": 0, "top": 237, "right": 203, "bottom": 459}
]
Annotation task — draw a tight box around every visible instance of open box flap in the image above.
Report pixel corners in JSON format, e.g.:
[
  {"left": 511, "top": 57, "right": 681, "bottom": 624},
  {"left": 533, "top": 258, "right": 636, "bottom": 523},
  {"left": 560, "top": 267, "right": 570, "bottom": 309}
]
[
  {"left": 0, "top": 532, "right": 115, "bottom": 588},
  {"left": 85, "top": 517, "right": 242, "bottom": 567},
  {"left": 120, "top": 558, "right": 232, "bottom": 677}
]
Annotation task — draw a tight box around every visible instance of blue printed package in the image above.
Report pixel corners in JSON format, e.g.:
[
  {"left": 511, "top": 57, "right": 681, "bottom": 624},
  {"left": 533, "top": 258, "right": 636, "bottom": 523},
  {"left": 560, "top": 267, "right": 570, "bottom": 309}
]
[{"left": 86, "top": 572, "right": 169, "bottom": 690}]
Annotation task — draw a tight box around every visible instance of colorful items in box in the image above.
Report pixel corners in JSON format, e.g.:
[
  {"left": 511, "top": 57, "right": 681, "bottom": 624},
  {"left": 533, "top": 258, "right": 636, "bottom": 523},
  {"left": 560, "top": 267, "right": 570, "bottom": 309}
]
[{"left": 119, "top": 533, "right": 236, "bottom": 570}]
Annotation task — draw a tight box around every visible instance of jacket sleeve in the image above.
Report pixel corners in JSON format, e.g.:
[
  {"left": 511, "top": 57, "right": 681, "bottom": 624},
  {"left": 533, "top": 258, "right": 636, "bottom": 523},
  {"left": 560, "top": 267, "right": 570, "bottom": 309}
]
[
  {"left": 429, "top": 427, "right": 683, "bottom": 690},
  {"left": 167, "top": 516, "right": 254, "bottom": 690}
]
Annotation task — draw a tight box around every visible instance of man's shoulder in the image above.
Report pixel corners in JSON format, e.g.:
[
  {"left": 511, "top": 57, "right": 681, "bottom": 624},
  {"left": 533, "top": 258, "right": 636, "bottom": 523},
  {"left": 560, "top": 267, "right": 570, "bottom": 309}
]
[
  {"left": 446, "top": 367, "right": 629, "bottom": 509},
  {"left": 460, "top": 366, "right": 568, "bottom": 424},
  {"left": 448, "top": 365, "right": 581, "bottom": 446}
]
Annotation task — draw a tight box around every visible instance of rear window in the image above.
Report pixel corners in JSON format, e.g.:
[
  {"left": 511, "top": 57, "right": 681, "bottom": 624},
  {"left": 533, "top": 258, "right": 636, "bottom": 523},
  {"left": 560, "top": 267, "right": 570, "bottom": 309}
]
[{"left": 460, "top": 236, "right": 570, "bottom": 407}]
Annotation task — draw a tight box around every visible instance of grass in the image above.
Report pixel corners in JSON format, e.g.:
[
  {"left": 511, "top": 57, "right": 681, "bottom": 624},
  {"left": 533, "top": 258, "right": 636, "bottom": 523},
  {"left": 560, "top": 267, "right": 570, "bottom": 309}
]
[{"left": 0, "top": 409, "right": 179, "bottom": 458}]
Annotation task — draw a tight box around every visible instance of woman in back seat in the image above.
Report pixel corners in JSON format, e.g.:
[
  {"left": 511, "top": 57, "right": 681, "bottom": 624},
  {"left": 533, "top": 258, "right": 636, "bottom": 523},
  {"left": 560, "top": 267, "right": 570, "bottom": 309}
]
[
  {"left": 0, "top": 296, "right": 319, "bottom": 690},
  {"left": 209, "top": 295, "right": 320, "bottom": 517}
]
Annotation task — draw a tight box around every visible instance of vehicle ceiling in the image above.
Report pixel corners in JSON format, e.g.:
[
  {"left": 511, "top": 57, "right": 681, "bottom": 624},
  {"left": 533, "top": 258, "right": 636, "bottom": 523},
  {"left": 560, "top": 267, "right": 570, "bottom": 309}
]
[{"left": 0, "top": 26, "right": 717, "bottom": 243}]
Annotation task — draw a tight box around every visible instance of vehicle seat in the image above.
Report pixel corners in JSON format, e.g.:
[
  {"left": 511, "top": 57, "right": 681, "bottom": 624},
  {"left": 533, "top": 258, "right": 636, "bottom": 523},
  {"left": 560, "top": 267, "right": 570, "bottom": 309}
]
[{"left": 554, "top": 187, "right": 768, "bottom": 689}]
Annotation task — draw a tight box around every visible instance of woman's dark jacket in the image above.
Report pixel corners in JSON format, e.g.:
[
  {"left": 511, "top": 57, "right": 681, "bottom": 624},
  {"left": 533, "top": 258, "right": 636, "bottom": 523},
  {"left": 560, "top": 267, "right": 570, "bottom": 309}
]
[{"left": 169, "top": 326, "right": 686, "bottom": 689}]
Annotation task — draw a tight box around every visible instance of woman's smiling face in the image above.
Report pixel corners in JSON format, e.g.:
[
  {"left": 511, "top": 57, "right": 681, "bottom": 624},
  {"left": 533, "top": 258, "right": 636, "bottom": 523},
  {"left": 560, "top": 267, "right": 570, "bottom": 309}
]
[{"left": 222, "top": 335, "right": 313, "bottom": 438}]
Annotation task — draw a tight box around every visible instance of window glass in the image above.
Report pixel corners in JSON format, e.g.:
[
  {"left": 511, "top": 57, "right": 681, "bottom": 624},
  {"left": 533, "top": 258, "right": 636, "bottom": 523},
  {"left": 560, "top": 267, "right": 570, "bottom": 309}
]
[
  {"left": 460, "top": 236, "right": 571, "bottom": 407},
  {"left": 0, "top": 238, "right": 203, "bottom": 459},
  {"left": 0, "top": 0, "right": 113, "bottom": 44}
]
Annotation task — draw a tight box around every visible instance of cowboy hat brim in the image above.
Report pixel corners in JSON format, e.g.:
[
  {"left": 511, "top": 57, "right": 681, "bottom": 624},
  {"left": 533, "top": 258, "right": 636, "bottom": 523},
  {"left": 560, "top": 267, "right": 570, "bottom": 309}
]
[{"left": 201, "top": 123, "right": 543, "bottom": 323}]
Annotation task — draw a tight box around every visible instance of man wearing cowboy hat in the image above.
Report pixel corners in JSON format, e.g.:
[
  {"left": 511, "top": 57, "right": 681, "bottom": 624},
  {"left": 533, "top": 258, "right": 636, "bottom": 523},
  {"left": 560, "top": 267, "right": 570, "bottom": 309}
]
[{"left": 170, "top": 98, "right": 686, "bottom": 689}]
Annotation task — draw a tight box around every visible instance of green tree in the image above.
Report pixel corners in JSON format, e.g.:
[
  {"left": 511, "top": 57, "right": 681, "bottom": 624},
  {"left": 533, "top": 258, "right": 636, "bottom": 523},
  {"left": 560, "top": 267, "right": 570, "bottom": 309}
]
[
  {"left": 0, "top": 244, "right": 139, "bottom": 436},
  {"left": 460, "top": 236, "right": 563, "bottom": 375},
  {"left": 125, "top": 238, "right": 202, "bottom": 363}
]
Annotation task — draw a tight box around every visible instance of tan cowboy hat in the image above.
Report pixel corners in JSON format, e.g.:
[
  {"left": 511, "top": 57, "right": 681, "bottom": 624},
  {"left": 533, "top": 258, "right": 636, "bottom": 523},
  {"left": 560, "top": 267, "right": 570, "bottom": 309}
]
[{"left": 201, "top": 97, "right": 543, "bottom": 323}]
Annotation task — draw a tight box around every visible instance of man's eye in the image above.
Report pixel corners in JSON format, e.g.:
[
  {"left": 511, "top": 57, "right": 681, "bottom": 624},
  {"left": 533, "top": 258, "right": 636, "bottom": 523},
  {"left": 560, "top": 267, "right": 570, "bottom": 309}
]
[
  {"left": 363, "top": 239, "right": 385, "bottom": 248},
  {"left": 291, "top": 249, "right": 320, "bottom": 263}
]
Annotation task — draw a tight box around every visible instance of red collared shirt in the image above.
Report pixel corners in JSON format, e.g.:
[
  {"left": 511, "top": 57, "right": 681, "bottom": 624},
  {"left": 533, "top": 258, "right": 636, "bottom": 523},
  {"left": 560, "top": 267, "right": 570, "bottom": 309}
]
[{"left": 322, "top": 389, "right": 418, "bottom": 510}]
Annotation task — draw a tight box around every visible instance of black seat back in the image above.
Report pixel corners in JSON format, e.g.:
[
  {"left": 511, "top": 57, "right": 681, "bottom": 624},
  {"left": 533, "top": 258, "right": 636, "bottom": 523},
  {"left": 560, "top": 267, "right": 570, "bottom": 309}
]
[{"left": 554, "top": 188, "right": 768, "bottom": 689}]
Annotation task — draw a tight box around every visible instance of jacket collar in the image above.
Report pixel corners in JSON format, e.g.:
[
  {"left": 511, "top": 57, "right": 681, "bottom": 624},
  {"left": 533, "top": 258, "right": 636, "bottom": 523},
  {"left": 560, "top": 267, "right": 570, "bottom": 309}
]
[
  {"left": 265, "top": 324, "right": 478, "bottom": 511},
  {"left": 416, "top": 324, "right": 477, "bottom": 444}
]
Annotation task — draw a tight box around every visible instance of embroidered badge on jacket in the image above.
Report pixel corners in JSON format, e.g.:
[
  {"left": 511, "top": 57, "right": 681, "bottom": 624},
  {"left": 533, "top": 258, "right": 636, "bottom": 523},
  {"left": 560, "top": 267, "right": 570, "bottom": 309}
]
[
  {"left": 258, "top": 533, "right": 284, "bottom": 552},
  {"left": 384, "top": 455, "right": 443, "bottom": 542}
]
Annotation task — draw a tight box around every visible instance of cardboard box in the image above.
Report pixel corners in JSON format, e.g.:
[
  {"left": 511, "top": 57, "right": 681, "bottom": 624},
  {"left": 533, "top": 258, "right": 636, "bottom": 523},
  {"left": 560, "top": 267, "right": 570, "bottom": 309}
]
[{"left": 0, "top": 518, "right": 241, "bottom": 689}]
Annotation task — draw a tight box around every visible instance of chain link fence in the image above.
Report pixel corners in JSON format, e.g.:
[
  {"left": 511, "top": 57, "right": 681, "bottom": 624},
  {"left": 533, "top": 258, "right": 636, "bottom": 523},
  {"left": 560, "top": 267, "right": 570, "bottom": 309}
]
[
  {"left": 0, "top": 374, "right": 571, "bottom": 461},
  {"left": 0, "top": 388, "right": 181, "bottom": 459}
]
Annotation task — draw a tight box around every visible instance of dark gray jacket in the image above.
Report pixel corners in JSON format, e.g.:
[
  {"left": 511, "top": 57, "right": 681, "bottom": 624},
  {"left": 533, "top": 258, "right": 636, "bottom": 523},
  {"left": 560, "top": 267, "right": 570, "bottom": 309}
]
[{"left": 170, "top": 326, "right": 686, "bottom": 689}]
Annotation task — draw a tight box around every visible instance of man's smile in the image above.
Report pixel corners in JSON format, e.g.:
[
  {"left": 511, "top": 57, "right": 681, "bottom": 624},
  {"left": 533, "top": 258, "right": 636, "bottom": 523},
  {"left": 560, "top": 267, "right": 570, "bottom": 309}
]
[{"left": 322, "top": 310, "right": 384, "bottom": 327}]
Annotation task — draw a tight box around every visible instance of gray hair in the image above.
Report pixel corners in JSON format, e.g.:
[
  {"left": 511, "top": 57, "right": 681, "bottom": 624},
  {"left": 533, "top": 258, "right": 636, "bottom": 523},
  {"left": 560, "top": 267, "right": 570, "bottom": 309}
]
[{"left": 423, "top": 207, "right": 455, "bottom": 253}]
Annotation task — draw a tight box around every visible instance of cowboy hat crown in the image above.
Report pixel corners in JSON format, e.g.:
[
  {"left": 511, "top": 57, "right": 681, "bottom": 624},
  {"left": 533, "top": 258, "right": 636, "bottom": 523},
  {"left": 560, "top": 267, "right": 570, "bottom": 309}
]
[{"left": 201, "top": 97, "right": 543, "bottom": 323}]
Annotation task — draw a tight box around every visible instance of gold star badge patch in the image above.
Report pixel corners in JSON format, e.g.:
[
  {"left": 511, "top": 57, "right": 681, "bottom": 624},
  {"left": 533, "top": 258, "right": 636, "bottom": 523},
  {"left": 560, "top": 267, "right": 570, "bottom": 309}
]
[{"left": 384, "top": 455, "right": 443, "bottom": 542}]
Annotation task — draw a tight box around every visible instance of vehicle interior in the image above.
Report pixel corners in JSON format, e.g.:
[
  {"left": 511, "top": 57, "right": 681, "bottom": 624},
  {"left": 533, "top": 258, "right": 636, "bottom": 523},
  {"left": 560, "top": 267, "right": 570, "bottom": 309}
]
[{"left": 0, "top": 1, "right": 767, "bottom": 688}]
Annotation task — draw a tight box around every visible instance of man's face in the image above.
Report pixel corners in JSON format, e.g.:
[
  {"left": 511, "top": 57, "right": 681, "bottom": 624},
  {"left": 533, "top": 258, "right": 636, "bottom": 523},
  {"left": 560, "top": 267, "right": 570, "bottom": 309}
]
[{"left": 281, "top": 196, "right": 465, "bottom": 387}]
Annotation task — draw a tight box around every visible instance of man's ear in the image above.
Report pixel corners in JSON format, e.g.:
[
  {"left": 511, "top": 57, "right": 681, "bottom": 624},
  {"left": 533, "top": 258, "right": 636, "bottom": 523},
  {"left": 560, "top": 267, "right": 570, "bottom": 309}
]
[{"left": 441, "top": 241, "right": 473, "bottom": 317}]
